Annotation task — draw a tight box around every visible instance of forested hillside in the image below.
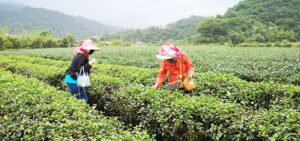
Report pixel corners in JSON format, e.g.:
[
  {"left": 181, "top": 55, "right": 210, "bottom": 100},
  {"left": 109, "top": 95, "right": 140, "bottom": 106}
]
[
  {"left": 195, "top": 0, "right": 300, "bottom": 45},
  {"left": 100, "top": 16, "right": 206, "bottom": 45},
  {"left": 0, "top": 3, "right": 121, "bottom": 39}
]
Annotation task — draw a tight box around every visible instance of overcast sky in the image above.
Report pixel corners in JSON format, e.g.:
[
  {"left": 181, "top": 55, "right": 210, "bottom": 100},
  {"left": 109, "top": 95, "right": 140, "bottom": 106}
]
[{"left": 1, "top": 0, "right": 242, "bottom": 28}]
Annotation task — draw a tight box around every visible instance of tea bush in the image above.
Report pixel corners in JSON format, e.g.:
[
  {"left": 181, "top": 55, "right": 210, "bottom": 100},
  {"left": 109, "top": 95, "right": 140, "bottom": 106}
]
[
  {"left": 1, "top": 55, "right": 299, "bottom": 140},
  {"left": 1, "top": 55, "right": 299, "bottom": 110},
  {"left": 1, "top": 46, "right": 299, "bottom": 85},
  {"left": 0, "top": 69, "right": 152, "bottom": 140}
]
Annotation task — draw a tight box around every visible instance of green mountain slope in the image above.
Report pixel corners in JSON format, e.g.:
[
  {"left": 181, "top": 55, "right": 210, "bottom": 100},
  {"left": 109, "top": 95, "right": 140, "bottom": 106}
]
[
  {"left": 101, "top": 15, "right": 207, "bottom": 44},
  {"left": 196, "top": 0, "right": 300, "bottom": 44},
  {"left": 0, "top": 3, "right": 121, "bottom": 39}
]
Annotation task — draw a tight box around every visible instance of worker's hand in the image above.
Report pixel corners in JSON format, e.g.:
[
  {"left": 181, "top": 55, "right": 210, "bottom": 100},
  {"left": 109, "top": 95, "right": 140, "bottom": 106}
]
[
  {"left": 152, "top": 84, "right": 159, "bottom": 89},
  {"left": 187, "top": 74, "right": 193, "bottom": 79},
  {"left": 89, "top": 58, "right": 97, "bottom": 65}
]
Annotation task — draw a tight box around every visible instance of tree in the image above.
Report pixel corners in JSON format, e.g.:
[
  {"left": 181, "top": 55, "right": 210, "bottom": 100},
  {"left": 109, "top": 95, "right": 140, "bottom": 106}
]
[
  {"left": 195, "top": 0, "right": 299, "bottom": 45},
  {"left": 135, "top": 29, "right": 142, "bottom": 41},
  {"left": 40, "top": 31, "right": 51, "bottom": 37},
  {"left": 99, "top": 16, "right": 207, "bottom": 44},
  {"left": 0, "top": 36, "right": 6, "bottom": 50},
  {"left": 66, "top": 34, "right": 75, "bottom": 47},
  {"left": 60, "top": 38, "right": 69, "bottom": 48}
]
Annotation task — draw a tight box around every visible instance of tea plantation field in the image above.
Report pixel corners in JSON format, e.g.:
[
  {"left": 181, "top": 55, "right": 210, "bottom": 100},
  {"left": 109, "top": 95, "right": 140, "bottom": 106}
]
[
  {"left": 0, "top": 46, "right": 299, "bottom": 140},
  {"left": 1, "top": 46, "right": 300, "bottom": 85}
]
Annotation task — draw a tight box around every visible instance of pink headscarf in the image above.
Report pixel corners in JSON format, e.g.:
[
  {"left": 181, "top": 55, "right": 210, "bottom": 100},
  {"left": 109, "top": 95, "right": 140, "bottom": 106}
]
[
  {"left": 74, "top": 40, "right": 96, "bottom": 57},
  {"left": 156, "top": 42, "right": 183, "bottom": 59}
]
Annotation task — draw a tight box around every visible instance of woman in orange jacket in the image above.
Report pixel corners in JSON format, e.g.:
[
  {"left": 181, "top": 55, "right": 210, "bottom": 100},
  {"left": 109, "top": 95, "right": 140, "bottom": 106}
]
[{"left": 153, "top": 42, "right": 195, "bottom": 89}]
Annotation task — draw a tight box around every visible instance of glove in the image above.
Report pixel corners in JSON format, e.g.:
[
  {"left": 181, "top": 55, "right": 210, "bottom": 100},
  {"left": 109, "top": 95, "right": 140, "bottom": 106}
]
[
  {"left": 89, "top": 58, "right": 97, "bottom": 65},
  {"left": 187, "top": 74, "right": 193, "bottom": 79}
]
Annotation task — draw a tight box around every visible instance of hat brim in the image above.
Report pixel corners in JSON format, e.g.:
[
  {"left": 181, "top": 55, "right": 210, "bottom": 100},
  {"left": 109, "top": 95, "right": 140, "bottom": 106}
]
[
  {"left": 89, "top": 47, "right": 100, "bottom": 51},
  {"left": 156, "top": 54, "right": 173, "bottom": 60}
]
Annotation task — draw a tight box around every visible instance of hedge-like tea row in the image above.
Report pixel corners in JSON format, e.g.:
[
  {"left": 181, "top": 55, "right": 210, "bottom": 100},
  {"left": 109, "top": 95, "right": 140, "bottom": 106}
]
[
  {"left": 70, "top": 73, "right": 300, "bottom": 140},
  {"left": 109, "top": 85, "right": 246, "bottom": 140},
  {"left": 0, "top": 69, "right": 152, "bottom": 140},
  {"left": 0, "top": 58, "right": 66, "bottom": 89},
  {"left": 95, "top": 63, "right": 300, "bottom": 110},
  {"left": 109, "top": 85, "right": 300, "bottom": 141},
  {"left": 1, "top": 55, "right": 299, "bottom": 110},
  {"left": 2, "top": 55, "right": 155, "bottom": 84},
  {"left": 1, "top": 56, "right": 299, "bottom": 140},
  {"left": 2, "top": 47, "right": 300, "bottom": 85},
  {"left": 5, "top": 55, "right": 69, "bottom": 68},
  {"left": 79, "top": 73, "right": 300, "bottom": 140},
  {"left": 195, "top": 72, "right": 300, "bottom": 110},
  {"left": 0, "top": 61, "right": 246, "bottom": 140}
]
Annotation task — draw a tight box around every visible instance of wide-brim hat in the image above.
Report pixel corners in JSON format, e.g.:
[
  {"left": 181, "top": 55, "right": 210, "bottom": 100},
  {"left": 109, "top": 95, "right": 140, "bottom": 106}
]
[
  {"left": 88, "top": 46, "right": 100, "bottom": 51},
  {"left": 80, "top": 39, "right": 100, "bottom": 51},
  {"left": 156, "top": 42, "right": 182, "bottom": 59},
  {"left": 156, "top": 54, "right": 173, "bottom": 59}
]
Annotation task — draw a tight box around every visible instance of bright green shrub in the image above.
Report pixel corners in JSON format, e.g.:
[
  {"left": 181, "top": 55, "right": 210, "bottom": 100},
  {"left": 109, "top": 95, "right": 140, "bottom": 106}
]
[
  {"left": 1, "top": 55, "right": 299, "bottom": 140},
  {"left": 231, "top": 108, "right": 300, "bottom": 140},
  {"left": 94, "top": 64, "right": 157, "bottom": 85},
  {"left": 4, "top": 55, "right": 69, "bottom": 68},
  {"left": 106, "top": 85, "right": 300, "bottom": 140},
  {"left": 194, "top": 72, "right": 300, "bottom": 110},
  {"left": 1, "top": 47, "right": 299, "bottom": 85},
  {"left": 0, "top": 60, "right": 65, "bottom": 88},
  {"left": 1, "top": 55, "right": 299, "bottom": 110},
  {"left": 0, "top": 69, "right": 152, "bottom": 140},
  {"left": 108, "top": 85, "right": 245, "bottom": 140}
]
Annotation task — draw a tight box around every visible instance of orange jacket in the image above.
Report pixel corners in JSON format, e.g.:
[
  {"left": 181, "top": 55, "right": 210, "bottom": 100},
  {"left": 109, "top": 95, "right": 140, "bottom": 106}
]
[{"left": 155, "top": 53, "right": 194, "bottom": 88}]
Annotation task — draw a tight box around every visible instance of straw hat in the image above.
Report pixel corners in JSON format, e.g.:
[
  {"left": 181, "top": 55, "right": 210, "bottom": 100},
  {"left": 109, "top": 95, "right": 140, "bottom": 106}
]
[
  {"left": 156, "top": 42, "right": 182, "bottom": 59},
  {"left": 80, "top": 39, "right": 100, "bottom": 51}
]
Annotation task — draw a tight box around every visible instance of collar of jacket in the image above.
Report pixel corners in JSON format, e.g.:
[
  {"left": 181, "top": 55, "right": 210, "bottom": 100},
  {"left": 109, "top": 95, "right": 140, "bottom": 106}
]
[{"left": 79, "top": 48, "right": 89, "bottom": 57}]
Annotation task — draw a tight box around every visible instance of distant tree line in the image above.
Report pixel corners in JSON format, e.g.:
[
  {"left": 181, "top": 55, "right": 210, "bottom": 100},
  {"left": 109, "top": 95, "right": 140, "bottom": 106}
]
[
  {"left": 1, "top": 0, "right": 299, "bottom": 48},
  {"left": 0, "top": 30, "right": 75, "bottom": 50},
  {"left": 193, "top": 0, "right": 300, "bottom": 46},
  {"left": 99, "top": 16, "right": 206, "bottom": 46},
  {"left": 99, "top": 0, "right": 300, "bottom": 47},
  {"left": 0, "top": 4, "right": 118, "bottom": 40}
]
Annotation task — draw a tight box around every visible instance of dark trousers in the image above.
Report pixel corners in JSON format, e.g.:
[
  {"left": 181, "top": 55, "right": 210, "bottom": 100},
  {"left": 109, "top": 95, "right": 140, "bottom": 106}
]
[{"left": 66, "top": 83, "right": 88, "bottom": 102}]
